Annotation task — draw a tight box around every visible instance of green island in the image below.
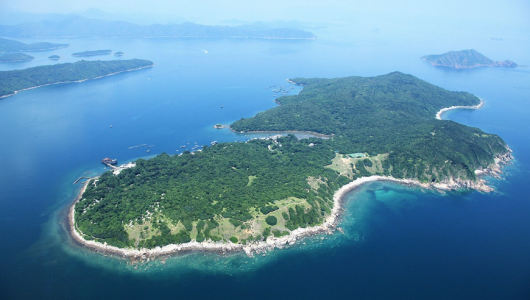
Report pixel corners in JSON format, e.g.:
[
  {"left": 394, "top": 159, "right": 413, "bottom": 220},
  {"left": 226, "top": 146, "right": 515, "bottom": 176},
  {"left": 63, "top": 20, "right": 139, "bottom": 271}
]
[
  {"left": 72, "top": 50, "right": 112, "bottom": 57},
  {"left": 0, "top": 59, "right": 154, "bottom": 98},
  {"left": 72, "top": 72, "right": 511, "bottom": 255},
  {"left": 0, "top": 37, "right": 68, "bottom": 52},
  {"left": 0, "top": 53, "right": 34, "bottom": 63},
  {"left": 421, "top": 49, "right": 517, "bottom": 69}
]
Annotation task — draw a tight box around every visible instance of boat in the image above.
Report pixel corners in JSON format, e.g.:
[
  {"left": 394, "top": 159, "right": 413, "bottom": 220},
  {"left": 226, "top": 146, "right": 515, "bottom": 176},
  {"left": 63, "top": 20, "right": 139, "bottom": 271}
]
[
  {"left": 180, "top": 145, "right": 186, "bottom": 148},
  {"left": 211, "top": 141, "right": 218, "bottom": 145}
]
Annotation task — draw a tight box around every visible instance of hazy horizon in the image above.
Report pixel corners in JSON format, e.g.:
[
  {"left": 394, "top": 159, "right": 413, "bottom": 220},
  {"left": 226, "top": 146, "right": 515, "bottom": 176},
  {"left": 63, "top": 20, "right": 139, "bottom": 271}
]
[{"left": 1, "top": 0, "right": 529, "bottom": 33}]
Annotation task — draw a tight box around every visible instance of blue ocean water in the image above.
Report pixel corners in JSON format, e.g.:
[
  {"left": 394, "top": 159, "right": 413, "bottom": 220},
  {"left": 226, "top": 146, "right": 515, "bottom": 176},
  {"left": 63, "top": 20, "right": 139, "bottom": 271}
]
[{"left": 1, "top": 27, "right": 530, "bottom": 299}]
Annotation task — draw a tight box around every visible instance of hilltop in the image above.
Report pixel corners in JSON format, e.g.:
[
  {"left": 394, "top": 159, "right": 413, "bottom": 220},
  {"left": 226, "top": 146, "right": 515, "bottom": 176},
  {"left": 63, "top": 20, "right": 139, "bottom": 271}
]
[{"left": 421, "top": 49, "right": 517, "bottom": 69}]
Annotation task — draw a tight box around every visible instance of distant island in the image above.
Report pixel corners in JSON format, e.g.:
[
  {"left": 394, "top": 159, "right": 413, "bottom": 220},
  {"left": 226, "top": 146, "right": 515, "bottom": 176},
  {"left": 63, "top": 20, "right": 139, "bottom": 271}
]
[
  {"left": 72, "top": 50, "right": 112, "bottom": 57},
  {"left": 48, "top": 55, "right": 61, "bottom": 60},
  {"left": 421, "top": 49, "right": 517, "bottom": 69},
  {"left": 0, "top": 37, "right": 68, "bottom": 52},
  {"left": 0, "top": 53, "right": 34, "bottom": 63},
  {"left": 70, "top": 72, "right": 511, "bottom": 258},
  {"left": 114, "top": 51, "right": 124, "bottom": 57},
  {"left": 0, "top": 59, "right": 154, "bottom": 98},
  {"left": 0, "top": 16, "right": 317, "bottom": 40}
]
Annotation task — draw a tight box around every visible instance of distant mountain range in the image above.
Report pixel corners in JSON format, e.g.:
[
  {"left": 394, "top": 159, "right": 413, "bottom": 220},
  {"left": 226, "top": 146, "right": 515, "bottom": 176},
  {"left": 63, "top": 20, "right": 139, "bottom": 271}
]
[
  {"left": 0, "top": 8, "right": 188, "bottom": 26},
  {"left": 0, "top": 37, "right": 68, "bottom": 53},
  {"left": 421, "top": 49, "right": 517, "bottom": 69},
  {"left": 0, "top": 16, "right": 317, "bottom": 40}
]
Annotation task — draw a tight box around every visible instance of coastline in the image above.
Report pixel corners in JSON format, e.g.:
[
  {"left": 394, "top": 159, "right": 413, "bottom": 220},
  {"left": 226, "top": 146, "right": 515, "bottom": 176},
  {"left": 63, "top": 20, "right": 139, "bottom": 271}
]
[
  {"left": 228, "top": 126, "right": 331, "bottom": 139},
  {"left": 67, "top": 96, "right": 512, "bottom": 260},
  {"left": 68, "top": 156, "right": 509, "bottom": 260},
  {"left": 435, "top": 98, "right": 484, "bottom": 120},
  {"left": 0, "top": 64, "right": 154, "bottom": 99}
]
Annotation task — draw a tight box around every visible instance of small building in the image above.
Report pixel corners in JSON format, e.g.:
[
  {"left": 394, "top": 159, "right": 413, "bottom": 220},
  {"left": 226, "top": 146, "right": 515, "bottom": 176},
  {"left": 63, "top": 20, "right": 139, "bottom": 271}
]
[{"left": 348, "top": 153, "right": 366, "bottom": 159}]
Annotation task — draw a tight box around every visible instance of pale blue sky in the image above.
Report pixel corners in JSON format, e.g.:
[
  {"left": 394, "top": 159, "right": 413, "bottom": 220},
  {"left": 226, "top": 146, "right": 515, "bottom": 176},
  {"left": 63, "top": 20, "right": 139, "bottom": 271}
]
[{"left": 2, "top": 0, "right": 529, "bottom": 28}]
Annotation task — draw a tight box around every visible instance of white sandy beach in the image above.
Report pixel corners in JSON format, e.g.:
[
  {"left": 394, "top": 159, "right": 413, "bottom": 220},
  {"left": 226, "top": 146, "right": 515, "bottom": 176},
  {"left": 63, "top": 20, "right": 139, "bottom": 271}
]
[{"left": 435, "top": 98, "right": 484, "bottom": 120}]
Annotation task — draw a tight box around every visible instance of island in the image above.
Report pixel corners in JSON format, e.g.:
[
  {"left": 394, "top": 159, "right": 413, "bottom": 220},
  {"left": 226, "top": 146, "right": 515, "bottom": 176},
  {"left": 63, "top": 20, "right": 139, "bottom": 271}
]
[
  {"left": 48, "top": 55, "right": 61, "bottom": 60},
  {"left": 0, "top": 53, "right": 34, "bottom": 63},
  {"left": 0, "top": 16, "right": 317, "bottom": 40},
  {"left": 72, "top": 50, "right": 112, "bottom": 57},
  {"left": 0, "top": 59, "right": 154, "bottom": 98},
  {"left": 0, "top": 37, "right": 68, "bottom": 52},
  {"left": 114, "top": 51, "right": 125, "bottom": 57},
  {"left": 421, "top": 49, "right": 517, "bottom": 69},
  {"left": 70, "top": 72, "right": 512, "bottom": 258}
]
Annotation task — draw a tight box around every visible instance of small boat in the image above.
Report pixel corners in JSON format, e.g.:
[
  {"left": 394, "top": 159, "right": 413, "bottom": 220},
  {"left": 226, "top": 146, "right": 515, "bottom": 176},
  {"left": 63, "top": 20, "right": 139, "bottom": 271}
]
[
  {"left": 211, "top": 141, "right": 218, "bottom": 145},
  {"left": 180, "top": 145, "right": 186, "bottom": 148}
]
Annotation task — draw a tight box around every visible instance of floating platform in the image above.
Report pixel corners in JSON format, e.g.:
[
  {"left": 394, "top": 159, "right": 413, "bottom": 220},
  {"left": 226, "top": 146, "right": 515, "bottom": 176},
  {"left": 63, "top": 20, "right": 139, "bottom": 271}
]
[{"left": 101, "top": 158, "right": 118, "bottom": 165}]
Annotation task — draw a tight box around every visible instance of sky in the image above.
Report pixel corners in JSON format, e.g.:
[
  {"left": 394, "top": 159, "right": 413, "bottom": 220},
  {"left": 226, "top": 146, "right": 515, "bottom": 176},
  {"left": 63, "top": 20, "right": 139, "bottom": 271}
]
[{"left": 2, "top": 0, "right": 529, "bottom": 29}]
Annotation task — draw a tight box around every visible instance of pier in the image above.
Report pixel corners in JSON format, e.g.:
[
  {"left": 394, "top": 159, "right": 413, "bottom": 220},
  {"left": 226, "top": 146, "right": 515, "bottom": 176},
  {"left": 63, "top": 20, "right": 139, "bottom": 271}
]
[{"left": 73, "top": 177, "right": 92, "bottom": 184}]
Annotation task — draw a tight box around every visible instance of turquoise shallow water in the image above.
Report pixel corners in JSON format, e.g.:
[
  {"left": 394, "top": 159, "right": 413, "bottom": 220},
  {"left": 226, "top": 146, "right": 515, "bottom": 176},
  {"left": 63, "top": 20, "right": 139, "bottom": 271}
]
[{"left": 1, "top": 26, "right": 530, "bottom": 299}]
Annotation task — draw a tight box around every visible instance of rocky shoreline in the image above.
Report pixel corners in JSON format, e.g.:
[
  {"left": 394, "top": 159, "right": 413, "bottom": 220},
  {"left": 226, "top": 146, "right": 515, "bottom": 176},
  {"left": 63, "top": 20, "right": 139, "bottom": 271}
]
[
  {"left": 68, "top": 150, "right": 511, "bottom": 260},
  {"left": 67, "top": 97, "right": 512, "bottom": 261}
]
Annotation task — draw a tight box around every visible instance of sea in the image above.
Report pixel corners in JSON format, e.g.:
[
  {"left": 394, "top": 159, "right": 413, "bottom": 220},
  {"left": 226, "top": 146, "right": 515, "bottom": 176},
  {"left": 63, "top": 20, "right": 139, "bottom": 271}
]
[{"left": 1, "top": 25, "right": 529, "bottom": 299}]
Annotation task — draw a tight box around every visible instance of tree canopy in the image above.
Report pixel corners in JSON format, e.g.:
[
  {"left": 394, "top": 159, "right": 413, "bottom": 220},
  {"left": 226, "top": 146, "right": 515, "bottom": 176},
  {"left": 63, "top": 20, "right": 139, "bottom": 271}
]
[
  {"left": 75, "top": 72, "right": 510, "bottom": 249},
  {"left": 0, "top": 59, "right": 153, "bottom": 97}
]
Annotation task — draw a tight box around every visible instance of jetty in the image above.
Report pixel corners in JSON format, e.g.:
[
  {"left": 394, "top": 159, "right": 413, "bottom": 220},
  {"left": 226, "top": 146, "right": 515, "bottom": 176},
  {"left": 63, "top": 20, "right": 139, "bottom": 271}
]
[
  {"left": 101, "top": 157, "right": 118, "bottom": 167},
  {"left": 73, "top": 177, "right": 92, "bottom": 184}
]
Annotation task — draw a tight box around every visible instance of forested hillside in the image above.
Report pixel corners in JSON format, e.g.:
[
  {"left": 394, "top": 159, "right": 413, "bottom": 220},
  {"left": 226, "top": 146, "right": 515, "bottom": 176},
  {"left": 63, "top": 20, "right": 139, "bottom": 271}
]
[
  {"left": 0, "top": 59, "right": 153, "bottom": 97},
  {"left": 232, "top": 72, "right": 508, "bottom": 181},
  {"left": 74, "top": 72, "right": 510, "bottom": 248}
]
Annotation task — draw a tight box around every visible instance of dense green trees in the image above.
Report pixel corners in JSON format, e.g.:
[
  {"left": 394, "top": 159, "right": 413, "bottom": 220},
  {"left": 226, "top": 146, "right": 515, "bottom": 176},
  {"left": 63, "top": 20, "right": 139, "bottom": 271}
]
[
  {"left": 75, "top": 72, "right": 510, "bottom": 249},
  {"left": 265, "top": 216, "right": 278, "bottom": 226},
  {"left": 75, "top": 136, "right": 342, "bottom": 247},
  {"left": 0, "top": 59, "right": 153, "bottom": 97},
  {"left": 232, "top": 72, "right": 508, "bottom": 182}
]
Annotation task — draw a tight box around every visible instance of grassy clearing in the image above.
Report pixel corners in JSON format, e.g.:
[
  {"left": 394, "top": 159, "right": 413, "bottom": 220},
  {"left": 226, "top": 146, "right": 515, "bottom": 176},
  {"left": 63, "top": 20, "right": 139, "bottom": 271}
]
[
  {"left": 247, "top": 175, "right": 258, "bottom": 186},
  {"left": 307, "top": 176, "right": 328, "bottom": 192},
  {"left": 326, "top": 153, "right": 355, "bottom": 178},
  {"left": 327, "top": 153, "right": 389, "bottom": 176},
  {"left": 124, "top": 219, "right": 160, "bottom": 246},
  {"left": 125, "top": 197, "right": 315, "bottom": 245}
]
